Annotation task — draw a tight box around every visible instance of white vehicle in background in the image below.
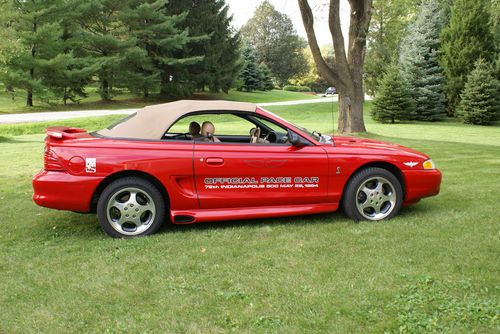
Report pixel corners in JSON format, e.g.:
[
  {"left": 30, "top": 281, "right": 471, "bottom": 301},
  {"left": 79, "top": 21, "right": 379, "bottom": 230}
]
[{"left": 322, "top": 87, "right": 337, "bottom": 97}]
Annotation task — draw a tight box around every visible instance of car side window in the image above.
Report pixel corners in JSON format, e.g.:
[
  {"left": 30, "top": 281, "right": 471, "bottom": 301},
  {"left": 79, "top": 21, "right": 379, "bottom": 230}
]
[
  {"left": 164, "top": 112, "right": 290, "bottom": 145},
  {"left": 168, "top": 114, "right": 255, "bottom": 136}
]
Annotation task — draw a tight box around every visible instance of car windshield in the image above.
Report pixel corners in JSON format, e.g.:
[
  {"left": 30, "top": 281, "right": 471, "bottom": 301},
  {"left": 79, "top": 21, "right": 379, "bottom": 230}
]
[{"left": 264, "top": 110, "right": 322, "bottom": 141}]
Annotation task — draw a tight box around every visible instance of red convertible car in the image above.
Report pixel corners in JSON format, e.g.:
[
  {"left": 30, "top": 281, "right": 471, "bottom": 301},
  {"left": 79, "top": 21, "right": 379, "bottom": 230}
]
[{"left": 33, "top": 100, "right": 441, "bottom": 237}]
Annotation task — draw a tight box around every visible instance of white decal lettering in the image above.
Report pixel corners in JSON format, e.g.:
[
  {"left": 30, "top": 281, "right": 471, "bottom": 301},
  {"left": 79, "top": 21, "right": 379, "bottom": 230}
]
[{"left": 86, "top": 158, "right": 96, "bottom": 173}]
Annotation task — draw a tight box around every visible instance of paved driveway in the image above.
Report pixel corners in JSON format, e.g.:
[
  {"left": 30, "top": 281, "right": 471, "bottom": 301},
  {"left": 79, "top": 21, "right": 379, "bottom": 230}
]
[{"left": 0, "top": 96, "right": 373, "bottom": 124}]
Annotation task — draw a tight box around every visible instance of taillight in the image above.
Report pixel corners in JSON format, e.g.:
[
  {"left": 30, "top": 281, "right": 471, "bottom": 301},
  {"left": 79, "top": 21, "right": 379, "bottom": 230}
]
[{"left": 44, "top": 145, "right": 66, "bottom": 171}]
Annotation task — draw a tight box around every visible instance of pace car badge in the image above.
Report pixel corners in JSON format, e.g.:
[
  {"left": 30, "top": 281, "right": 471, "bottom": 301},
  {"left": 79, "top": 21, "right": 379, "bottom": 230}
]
[
  {"left": 204, "top": 176, "right": 319, "bottom": 190},
  {"left": 403, "top": 161, "right": 418, "bottom": 168},
  {"left": 85, "top": 158, "right": 96, "bottom": 173}
]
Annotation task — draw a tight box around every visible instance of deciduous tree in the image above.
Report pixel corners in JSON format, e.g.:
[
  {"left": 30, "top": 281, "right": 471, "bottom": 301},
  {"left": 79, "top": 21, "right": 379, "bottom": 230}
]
[
  {"left": 298, "top": 0, "right": 373, "bottom": 133},
  {"left": 242, "top": 1, "right": 308, "bottom": 87}
]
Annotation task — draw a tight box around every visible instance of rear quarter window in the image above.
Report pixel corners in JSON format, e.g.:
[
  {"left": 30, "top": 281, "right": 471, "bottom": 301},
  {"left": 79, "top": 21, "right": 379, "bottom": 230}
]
[{"left": 168, "top": 114, "right": 255, "bottom": 136}]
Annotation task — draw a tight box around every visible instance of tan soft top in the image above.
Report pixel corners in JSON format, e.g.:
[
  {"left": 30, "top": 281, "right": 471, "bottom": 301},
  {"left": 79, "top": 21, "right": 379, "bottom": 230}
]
[{"left": 97, "top": 100, "right": 257, "bottom": 139}]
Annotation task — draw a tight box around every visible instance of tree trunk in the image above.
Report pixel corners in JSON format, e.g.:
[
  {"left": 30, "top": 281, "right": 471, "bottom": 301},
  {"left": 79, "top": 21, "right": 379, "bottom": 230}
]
[
  {"left": 160, "top": 73, "right": 168, "bottom": 97},
  {"left": 27, "top": 21, "right": 37, "bottom": 107},
  {"left": 27, "top": 68, "right": 34, "bottom": 106},
  {"left": 298, "top": 0, "right": 372, "bottom": 134},
  {"left": 27, "top": 87, "right": 33, "bottom": 107},
  {"left": 143, "top": 88, "right": 149, "bottom": 99},
  {"left": 337, "top": 93, "right": 350, "bottom": 133},
  {"left": 337, "top": 85, "right": 366, "bottom": 133},
  {"left": 63, "top": 87, "right": 68, "bottom": 105},
  {"left": 101, "top": 78, "right": 110, "bottom": 101},
  {"left": 8, "top": 85, "right": 15, "bottom": 101},
  {"left": 349, "top": 84, "right": 366, "bottom": 132}
]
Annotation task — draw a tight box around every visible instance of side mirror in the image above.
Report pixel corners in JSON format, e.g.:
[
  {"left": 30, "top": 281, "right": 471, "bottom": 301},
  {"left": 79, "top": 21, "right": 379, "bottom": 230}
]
[{"left": 287, "top": 129, "right": 309, "bottom": 147}]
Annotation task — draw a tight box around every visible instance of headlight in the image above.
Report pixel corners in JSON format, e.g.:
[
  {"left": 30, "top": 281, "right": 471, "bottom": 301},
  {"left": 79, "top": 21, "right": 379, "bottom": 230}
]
[{"left": 423, "top": 159, "right": 436, "bottom": 170}]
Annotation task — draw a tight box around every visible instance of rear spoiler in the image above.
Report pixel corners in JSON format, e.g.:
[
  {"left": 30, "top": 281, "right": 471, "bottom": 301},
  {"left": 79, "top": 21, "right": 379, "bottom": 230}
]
[{"left": 45, "top": 126, "right": 86, "bottom": 139}]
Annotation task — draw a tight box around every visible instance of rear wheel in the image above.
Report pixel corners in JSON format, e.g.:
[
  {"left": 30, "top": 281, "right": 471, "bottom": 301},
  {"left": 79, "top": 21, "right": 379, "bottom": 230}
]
[
  {"left": 97, "top": 177, "right": 166, "bottom": 238},
  {"left": 342, "top": 167, "right": 403, "bottom": 221}
]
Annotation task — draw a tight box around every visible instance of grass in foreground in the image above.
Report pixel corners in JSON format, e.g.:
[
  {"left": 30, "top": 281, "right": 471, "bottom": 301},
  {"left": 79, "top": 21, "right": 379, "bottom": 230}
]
[
  {"left": 0, "top": 103, "right": 498, "bottom": 333},
  {"left": 0, "top": 87, "right": 317, "bottom": 115}
]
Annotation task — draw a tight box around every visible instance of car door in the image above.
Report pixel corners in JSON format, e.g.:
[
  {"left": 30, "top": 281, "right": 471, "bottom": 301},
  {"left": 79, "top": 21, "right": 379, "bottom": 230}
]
[{"left": 193, "top": 133, "right": 329, "bottom": 210}]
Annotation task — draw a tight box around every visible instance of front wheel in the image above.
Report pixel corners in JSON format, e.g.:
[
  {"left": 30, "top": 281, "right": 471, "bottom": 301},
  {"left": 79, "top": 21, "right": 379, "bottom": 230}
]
[
  {"left": 97, "top": 177, "right": 166, "bottom": 238},
  {"left": 342, "top": 167, "right": 403, "bottom": 221}
]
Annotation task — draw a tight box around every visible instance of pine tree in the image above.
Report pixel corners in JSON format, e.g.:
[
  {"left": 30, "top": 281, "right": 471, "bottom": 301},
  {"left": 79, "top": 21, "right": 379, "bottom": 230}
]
[
  {"left": 43, "top": 6, "right": 97, "bottom": 105},
  {"left": 492, "top": 0, "right": 500, "bottom": 73},
  {"left": 0, "top": 1, "right": 22, "bottom": 95},
  {"left": 258, "top": 63, "right": 274, "bottom": 91},
  {"left": 166, "top": 0, "right": 239, "bottom": 95},
  {"left": 457, "top": 59, "right": 499, "bottom": 125},
  {"left": 364, "top": 0, "right": 419, "bottom": 96},
  {"left": 237, "top": 45, "right": 261, "bottom": 92},
  {"left": 169, "top": 0, "right": 241, "bottom": 94},
  {"left": 440, "top": 0, "right": 496, "bottom": 113},
  {"left": 72, "top": 0, "right": 137, "bottom": 101},
  {"left": 399, "top": 0, "right": 446, "bottom": 121},
  {"left": 1, "top": 0, "right": 68, "bottom": 106},
  {"left": 120, "top": 0, "right": 202, "bottom": 98},
  {"left": 371, "top": 64, "right": 415, "bottom": 123}
]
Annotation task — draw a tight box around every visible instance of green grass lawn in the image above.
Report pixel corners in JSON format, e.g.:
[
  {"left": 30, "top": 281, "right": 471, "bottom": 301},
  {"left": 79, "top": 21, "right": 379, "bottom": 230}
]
[
  {"left": 0, "top": 103, "right": 499, "bottom": 333},
  {"left": 0, "top": 86, "right": 317, "bottom": 115}
]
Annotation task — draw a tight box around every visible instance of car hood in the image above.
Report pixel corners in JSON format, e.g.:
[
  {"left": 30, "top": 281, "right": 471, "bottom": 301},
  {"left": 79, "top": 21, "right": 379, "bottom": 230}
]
[{"left": 330, "top": 136, "right": 429, "bottom": 159}]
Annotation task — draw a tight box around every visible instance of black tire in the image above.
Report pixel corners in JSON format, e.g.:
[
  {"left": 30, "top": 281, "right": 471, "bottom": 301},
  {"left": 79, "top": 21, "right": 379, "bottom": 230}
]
[
  {"left": 342, "top": 167, "right": 403, "bottom": 222},
  {"left": 97, "top": 177, "right": 167, "bottom": 238}
]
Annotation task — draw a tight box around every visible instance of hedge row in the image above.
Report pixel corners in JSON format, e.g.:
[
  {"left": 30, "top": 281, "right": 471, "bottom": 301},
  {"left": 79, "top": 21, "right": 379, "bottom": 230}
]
[{"left": 283, "top": 85, "right": 311, "bottom": 92}]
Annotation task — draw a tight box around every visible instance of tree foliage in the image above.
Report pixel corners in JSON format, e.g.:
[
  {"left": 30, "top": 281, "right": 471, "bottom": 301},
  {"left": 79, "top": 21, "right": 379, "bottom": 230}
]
[
  {"left": 237, "top": 45, "right": 267, "bottom": 92},
  {"left": 0, "top": 0, "right": 22, "bottom": 91},
  {"left": 120, "top": 0, "right": 207, "bottom": 98},
  {"left": 72, "top": 0, "right": 138, "bottom": 101},
  {"left": 1, "top": 0, "right": 70, "bottom": 105},
  {"left": 439, "top": 0, "right": 496, "bottom": 113},
  {"left": 364, "top": 0, "right": 418, "bottom": 96},
  {"left": 257, "top": 63, "right": 274, "bottom": 91},
  {"left": 0, "top": 0, "right": 240, "bottom": 105},
  {"left": 241, "top": 1, "right": 308, "bottom": 87},
  {"left": 118, "top": 0, "right": 184, "bottom": 98},
  {"left": 457, "top": 59, "right": 499, "bottom": 125},
  {"left": 399, "top": 0, "right": 446, "bottom": 121},
  {"left": 371, "top": 64, "right": 415, "bottom": 123},
  {"left": 290, "top": 46, "right": 333, "bottom": 93},
  {"left": 167, "top": 0, "right": 240, "bottom": 95}
]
